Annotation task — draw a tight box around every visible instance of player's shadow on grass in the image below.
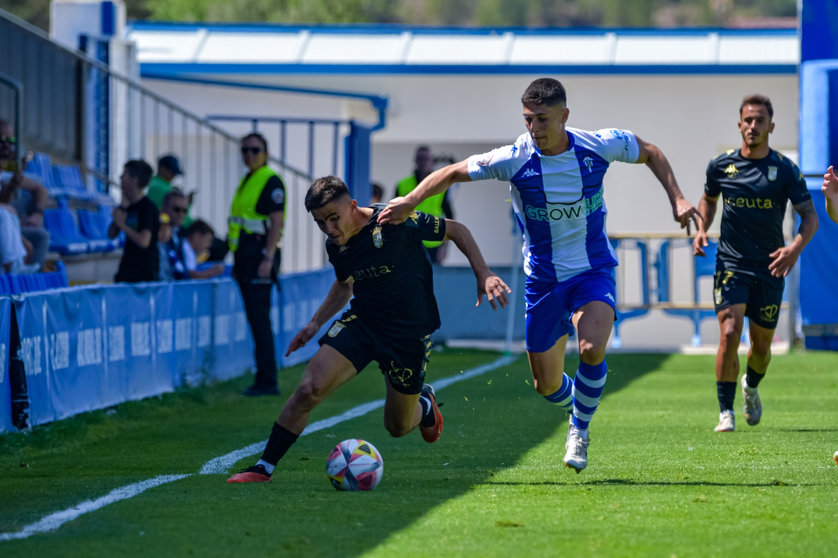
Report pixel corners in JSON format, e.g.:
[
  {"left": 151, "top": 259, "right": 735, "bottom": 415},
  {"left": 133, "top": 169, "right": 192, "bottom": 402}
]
[
  {"left": 772, "top": 427, "right": 838, "bottom": 432},
  {"left": 266, "top": 351, "right": 673, "bottom": 557},
  {"left": 481, "top": 479, "right": 821, "bottom": 488}
]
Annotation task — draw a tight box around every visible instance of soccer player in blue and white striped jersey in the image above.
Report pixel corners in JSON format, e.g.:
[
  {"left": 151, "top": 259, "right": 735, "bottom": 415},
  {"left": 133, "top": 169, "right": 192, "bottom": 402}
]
[{"left": 379, "top": 78, "right": 699, "bottom": 473}]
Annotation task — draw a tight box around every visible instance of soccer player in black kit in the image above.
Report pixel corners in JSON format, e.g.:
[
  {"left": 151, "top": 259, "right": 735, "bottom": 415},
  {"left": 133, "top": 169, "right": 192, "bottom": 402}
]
[
  {"left": 693, "top": 94, "right": 818, "bottom": 433},
  {"left": 228, "top": 176, "right": 511, "bottom": 482}
]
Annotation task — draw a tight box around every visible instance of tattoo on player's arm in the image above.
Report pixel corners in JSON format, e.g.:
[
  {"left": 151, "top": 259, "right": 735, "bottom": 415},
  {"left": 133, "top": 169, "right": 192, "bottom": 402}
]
[{"left": 793, "top": 199, "right": 819, "bottom": 239}]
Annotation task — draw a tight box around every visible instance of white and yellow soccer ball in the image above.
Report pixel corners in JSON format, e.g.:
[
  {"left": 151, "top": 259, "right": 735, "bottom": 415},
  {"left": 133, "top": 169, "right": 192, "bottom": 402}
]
[{"left": 326, "top": 438, "right": 383, "bottom": 491}]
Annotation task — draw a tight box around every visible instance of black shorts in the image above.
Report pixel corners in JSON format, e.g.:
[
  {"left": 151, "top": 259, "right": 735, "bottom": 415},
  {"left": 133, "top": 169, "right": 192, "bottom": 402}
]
[
  {"left": 318, "top": 312, "right": 431, "bottom": 395},
  {"left": 713, "top": 264, "right": 783, "bottom": 329}
]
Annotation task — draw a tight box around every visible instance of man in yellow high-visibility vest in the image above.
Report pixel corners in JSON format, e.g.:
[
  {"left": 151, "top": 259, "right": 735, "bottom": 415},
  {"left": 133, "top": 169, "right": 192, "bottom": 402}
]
[
  {"left": 229, "top": 132, "right": 286, "bottom": 396},
  {"left": 395, "top": 146, "right": 454, "bottom": 264}
]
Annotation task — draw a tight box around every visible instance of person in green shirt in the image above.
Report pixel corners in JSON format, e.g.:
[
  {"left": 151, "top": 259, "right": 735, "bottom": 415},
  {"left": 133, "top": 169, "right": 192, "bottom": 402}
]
[
  {"left": 147, "top": 154, "right": 194, "bottom": 227},
  {"left": 395, "top": 146, "right": 454, "bottom": 264}
]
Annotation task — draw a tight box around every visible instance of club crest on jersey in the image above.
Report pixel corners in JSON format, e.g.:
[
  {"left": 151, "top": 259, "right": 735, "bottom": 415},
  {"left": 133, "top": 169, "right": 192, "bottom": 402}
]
[
  {"left": 583, "top": 156, "right": 594, "bottom": 173},
  {"left": 724, "top": 163, "right": 739, "bottom": 178},
  {"left": 372, "top": 225, "right": 383, "bottom": 248},
  {"left": 767, "top": 166, "right": 778, "bottom": 181},
  {"left": 327, "top": 321, "right": 345, "bottom": 338}
]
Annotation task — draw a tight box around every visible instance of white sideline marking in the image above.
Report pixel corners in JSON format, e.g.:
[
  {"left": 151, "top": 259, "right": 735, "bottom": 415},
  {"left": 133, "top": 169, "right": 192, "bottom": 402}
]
[
  {"left": 200, "top": 354, "right": 517, "bottom": 475},
  {"left": 0, "top": 474, "right": 190, "bottom": 542},
  {"left": 1, "top": 354, "right": 517, "bottom": 541},
  {"left": 200, "top": 400, "right": 385, "bottom": 475}
]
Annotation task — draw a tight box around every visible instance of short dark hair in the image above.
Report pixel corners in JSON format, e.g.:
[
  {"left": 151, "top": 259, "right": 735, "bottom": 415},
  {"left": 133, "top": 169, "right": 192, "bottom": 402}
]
[
  {"left": 185, "top": 219, "right": 215, "bottom": 238},
  {"left": 371, "top": 182, "right": 384, "bottom": 199},
  {"left": 241, "top": 132, "right": 268, "bottom": 153},
  {"left": 123, "top": 159, "right": 153, "bottom": 188},
  {"left": 521, "top": 78, "right": 567, "bottom": 107},
  {"left": 740, "top": 94, "right": 773, "bottom": 119},
  {"left": 157, "top": 154, "right": 183, "bottom": 175},
  {"left": 162, "top": 187, "right": 186, "bottom": 209},
  {"left": 305, "top": 176, "right": 350, "bottom": 212}
]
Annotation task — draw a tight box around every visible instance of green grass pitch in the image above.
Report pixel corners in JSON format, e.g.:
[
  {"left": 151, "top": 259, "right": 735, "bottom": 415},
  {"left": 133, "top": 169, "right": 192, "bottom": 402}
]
[{"left": 1, "top": 348, "right": 837, "bottom": 557}]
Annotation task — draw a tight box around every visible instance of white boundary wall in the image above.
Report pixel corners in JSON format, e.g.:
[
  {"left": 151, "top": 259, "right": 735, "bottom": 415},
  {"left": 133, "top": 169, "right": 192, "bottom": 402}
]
[{"left": 120, "top": 25, "right": 800, "bottom": 349}]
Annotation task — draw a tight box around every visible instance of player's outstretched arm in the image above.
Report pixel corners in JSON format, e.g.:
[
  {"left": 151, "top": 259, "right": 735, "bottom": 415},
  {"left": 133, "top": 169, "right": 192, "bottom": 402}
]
[
  {"left": 285, "top": 279, "right": 353, "bottom": 356},
  {"left": 768, "top": 199, "right": 818, "bottom": 278},
  {"left": 443, "top": 219, "right": 511, "bottom": 310},
  {"left": 635, "top": 136, "right": 701, "bottom": 235},
  {"left": 822, "top": 165, "right": 838, "bottom": 224},
  {"left": 692, "top": 194, "right": 718, "bottom": 257},
  {"left": 378, "top": 160, "right": 471, "bottom": 225}
]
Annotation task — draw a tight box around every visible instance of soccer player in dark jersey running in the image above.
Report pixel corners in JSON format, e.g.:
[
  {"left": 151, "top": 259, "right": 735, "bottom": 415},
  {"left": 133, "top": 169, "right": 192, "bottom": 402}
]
[
  {"left": 228, "top": 176, "right": 510, "bottom": 483},
  {"left": 693, "top": 94, "right": 819, "bottom": 433}
]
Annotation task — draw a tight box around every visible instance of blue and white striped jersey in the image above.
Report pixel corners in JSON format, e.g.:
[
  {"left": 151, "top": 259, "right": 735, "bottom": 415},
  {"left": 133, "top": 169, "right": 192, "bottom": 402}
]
[{"left": 467, "top": 127, "right": 640, "bottom": 283}]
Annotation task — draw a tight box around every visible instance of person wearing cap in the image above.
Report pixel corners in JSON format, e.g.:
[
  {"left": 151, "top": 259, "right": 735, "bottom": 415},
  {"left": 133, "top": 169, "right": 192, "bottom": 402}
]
[
  {"left": 147, "top": 154, "right": 194, "bottom": 227},
  {"left": 229, "top": 132, "right": 286, "bottom": 396}
]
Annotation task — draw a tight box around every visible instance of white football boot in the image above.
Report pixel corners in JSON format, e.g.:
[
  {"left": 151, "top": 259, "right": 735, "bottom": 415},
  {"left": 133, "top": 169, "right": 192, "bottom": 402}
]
[
  {"left": 564, "top": 419, "right": 589, "bottom": 473},
  {"left": 740, "top": 375, "right": 762, "bottom": 426},
  {"left": 714, "top": 409, "right": 735, "bottom": 432}
]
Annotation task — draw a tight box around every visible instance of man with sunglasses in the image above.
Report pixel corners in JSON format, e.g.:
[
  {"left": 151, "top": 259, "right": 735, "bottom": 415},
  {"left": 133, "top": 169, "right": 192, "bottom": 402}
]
[
  {"left": 160, "top": 188, "right": 190, "bottom": 280},
  {"left": 229, "top": 132, "right": 286, "bottom": 397}
]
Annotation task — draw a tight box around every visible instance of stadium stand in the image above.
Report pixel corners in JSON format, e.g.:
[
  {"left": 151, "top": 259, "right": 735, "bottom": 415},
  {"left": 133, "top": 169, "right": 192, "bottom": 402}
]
[
  {"left": 77, "top": 204, "right": 119, "bottom": 252},
  {"left": 43, "top": 198, "right": 91, "bottom": 255},
  {"left": 24, "top": 151, "right": 121, "bottom": 258},
  {"left": 0, "top": 261, "right": 68, "bottom": 295},
  {"left": 51, "top": 163, "right": 95, "bottom": 200}
]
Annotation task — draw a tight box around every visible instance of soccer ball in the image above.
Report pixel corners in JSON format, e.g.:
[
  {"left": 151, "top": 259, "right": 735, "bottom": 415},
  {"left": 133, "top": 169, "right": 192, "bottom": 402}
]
[{"left": 326, "top": 438, "right": 383, "bottom": 491}]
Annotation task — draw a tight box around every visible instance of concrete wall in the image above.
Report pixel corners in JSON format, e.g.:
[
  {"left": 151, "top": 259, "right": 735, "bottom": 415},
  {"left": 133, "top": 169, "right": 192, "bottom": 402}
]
[
  {"left": 139, "top": 71, "right": 799, "bottom": 348},
  {"left": 145, "top": 72, "right": 797, "bottom": 262}
]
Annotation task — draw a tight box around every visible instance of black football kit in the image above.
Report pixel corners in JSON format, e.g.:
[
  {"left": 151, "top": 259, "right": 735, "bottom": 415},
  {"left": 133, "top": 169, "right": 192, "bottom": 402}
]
[
  {"left": 704, "top": 148, "right": 811, "bottom": 328},
  {"left": 319, "top": 205, "right": 446, "bottom": 394}
]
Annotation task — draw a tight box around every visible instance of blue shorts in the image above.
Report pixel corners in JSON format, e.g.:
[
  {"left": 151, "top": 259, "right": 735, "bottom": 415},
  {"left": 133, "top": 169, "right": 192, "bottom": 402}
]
[{"left": 525, "top": 268, "right": 617, "bottom": 353}]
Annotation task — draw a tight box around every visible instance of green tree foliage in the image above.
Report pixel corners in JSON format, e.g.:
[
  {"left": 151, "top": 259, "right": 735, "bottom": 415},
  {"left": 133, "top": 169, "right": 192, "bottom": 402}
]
[
  {"left": 2, "top": 0, "right": 51, "bottom": 30},
  {"left": 2, "top": 0, "right": 797, "bottom": 31},
  {"left": 140, "top": 0, "right": 403, "bottom": 24}
]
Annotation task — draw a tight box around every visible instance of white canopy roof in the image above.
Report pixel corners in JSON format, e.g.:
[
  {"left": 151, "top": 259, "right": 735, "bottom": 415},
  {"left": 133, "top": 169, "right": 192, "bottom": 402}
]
[{"left": 125, "top": 23, "right": 798, "bottom": 72}]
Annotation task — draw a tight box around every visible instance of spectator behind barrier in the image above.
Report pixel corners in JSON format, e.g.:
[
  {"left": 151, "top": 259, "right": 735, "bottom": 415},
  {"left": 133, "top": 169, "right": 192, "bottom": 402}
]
[
  {"left": 157, "top": 211, "right": 174, "bottom": 281},
  {"left": 183, "top": 219, "right": 225, "bottom": 279},
  {"left": 370, "top": 182, "right": 384, "bottom": 204},
  {"left": 109, "top": 159, "right": 159, "bottom": 283},
  {"left": 161, "top": 188, "right": 190, "bottom": 279},
  {"left": 0, "top": 119, "right": 51, "bottom": 270},
  {"left": 147, "top": 154, "right": 195, "bottom": 227},
  {"left": 0, "top": 203, "right": 30, "bottom": 273},
  {"left": 394, "top": 145, "right": 455, "bottom": 264}
]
